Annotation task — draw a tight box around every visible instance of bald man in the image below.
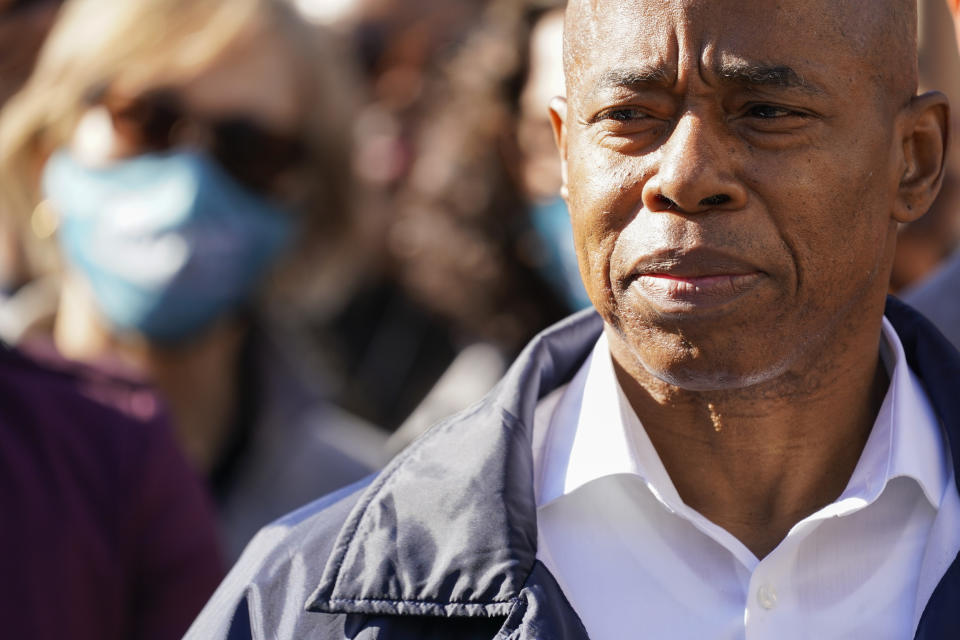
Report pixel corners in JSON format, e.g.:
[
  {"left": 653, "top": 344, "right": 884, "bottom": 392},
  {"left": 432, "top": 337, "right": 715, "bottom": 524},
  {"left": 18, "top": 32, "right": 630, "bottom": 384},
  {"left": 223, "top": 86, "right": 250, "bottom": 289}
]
[{"left": 188, "top": 1, "right": 960, "bottom": 638}]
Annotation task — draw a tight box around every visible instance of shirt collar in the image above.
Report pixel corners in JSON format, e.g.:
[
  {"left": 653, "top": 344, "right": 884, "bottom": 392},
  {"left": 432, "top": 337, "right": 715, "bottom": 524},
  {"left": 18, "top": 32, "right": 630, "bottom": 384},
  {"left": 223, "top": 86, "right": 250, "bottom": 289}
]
[
  {"left": 537, "top": 330, "right": 678, "bottom": 508},
  {"left": 849, "top": 317, "right": 949, "bottom": 509},
  {"left": 538, "top": 319, "right": 950, "bottom": 513}
]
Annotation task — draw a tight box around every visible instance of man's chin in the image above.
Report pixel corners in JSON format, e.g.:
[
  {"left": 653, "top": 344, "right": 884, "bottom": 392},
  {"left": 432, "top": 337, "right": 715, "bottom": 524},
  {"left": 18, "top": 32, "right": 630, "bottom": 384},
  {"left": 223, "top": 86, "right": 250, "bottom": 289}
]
[
  {"left": 602, "top": 298, "right": 804, "bottom": 391},
  {"left": 613, "top": 327, "right": 794, "bottom": 393}
]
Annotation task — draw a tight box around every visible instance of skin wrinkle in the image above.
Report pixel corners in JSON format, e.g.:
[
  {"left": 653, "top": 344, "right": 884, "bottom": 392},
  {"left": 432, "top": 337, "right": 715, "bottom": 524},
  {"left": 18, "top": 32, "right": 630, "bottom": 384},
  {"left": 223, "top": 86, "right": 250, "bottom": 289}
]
[{"left": 554, "top": 0, "right": 946, "bottom": 556}]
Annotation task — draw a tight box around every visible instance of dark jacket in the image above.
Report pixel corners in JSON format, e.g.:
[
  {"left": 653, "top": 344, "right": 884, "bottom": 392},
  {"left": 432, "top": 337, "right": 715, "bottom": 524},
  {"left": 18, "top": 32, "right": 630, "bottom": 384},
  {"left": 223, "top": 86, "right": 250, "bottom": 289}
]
[{"left": 186, "top": 299, "right": 960, "bottom": 639}]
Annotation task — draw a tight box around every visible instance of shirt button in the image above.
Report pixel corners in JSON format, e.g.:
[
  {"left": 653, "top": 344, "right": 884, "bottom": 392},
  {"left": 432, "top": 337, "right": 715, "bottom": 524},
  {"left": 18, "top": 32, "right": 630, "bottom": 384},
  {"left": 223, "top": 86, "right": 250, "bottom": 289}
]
[{"left": 757, "top": 584, "right": 778, "bottom": 610}]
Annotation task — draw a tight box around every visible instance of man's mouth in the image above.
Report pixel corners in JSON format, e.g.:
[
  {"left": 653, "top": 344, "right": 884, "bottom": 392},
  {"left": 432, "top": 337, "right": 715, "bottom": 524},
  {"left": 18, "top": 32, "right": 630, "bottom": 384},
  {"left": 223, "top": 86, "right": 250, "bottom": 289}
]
[{"left": 629, "top": 248, "right": 766, "bottom": 312}]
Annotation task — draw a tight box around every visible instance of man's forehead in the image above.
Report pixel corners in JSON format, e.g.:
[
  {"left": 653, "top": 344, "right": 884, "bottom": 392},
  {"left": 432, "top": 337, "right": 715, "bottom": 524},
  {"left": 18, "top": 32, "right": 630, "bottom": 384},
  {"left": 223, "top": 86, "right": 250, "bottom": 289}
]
[
  {"left": 564, "top": 0, "right": 916, "bottom": 99},
  {"left": 566, "top": 0, "right": 906, "bottom": 27}
]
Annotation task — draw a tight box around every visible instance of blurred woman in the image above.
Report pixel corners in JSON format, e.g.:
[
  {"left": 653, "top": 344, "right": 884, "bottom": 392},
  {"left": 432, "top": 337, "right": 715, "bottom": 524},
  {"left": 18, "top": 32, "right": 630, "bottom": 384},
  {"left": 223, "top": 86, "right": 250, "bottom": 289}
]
[
  {"left": 379, "top": 0, "right": 575, "bottom": 451},
  {"left": 0, "top": 0, "right": 386, "bottom": 560},
  {"left": 0, "top": 2, "right": 224, "bottom": 639}
]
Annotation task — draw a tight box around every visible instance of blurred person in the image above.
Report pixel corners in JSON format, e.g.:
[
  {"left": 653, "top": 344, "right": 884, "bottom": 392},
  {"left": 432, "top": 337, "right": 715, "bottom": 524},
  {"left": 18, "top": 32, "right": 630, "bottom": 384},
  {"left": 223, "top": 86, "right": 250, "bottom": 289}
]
[
  {"left": 0, "top": 337, "right": 224, "bottom": 640},
  {"left": 0, "top": 0, "right": 387, "bottom": 560},
  {"left": 893, "top": 170, "right": 960, "bottom": 291},
  {"left": 188, "top": 0, "right": 960, "bottom": 637},
  {"left": 891, "top": 0, "right": 960, "bottom": 293},
  {"left": 388, "top": 0, "right": 569, "bottom": 351},
  {"left": 903, "top": 0, "right": 960, "bottom": 350},
  {"left": 0, "top": 3, "right": 224, "bottom": 638},
  {"left": 352, "top": 0, "right": 488, "bottom": 113},
  {"left": 334, "top": 0, "right": 490, "bottom": 201},
  {"left": 295, "top": 0, "right": 496, "bottom": 434},
  {"left": 519, "top": 4, "right": 592, "bottom": 312},
  {"left": 380, "top": 0, "right": 574, "bottom": 452},
  {"left": 301, "top": 0, "right": 568, "bottom": 436}
]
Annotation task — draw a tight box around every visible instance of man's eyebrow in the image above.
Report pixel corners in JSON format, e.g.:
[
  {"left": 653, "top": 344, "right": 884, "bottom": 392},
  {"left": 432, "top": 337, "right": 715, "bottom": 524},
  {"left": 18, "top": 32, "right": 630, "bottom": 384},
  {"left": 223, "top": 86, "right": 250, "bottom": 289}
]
[
  {"left": 595, "top": 66, "right": 673, "bottom": 91},
  {"left": 715, "top": 62, "right": 824, "bottom": 95},
  {"left": 592, "top": 63, "right": 825, "bottom": 96}
]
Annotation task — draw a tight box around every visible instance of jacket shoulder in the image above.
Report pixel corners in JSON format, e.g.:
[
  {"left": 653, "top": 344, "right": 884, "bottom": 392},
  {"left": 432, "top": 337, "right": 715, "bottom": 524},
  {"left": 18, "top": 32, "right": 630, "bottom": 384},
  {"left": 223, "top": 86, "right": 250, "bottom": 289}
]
[{"left": 185, "top": 477, "right": 372, "bottom": 640}]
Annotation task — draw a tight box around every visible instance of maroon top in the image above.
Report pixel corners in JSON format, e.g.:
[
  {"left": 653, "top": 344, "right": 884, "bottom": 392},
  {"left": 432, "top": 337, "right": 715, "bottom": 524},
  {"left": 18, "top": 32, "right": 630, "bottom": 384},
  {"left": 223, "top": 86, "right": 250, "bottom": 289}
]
[{"left": 0, "top": 340, "right": 224, "bottom": 639}]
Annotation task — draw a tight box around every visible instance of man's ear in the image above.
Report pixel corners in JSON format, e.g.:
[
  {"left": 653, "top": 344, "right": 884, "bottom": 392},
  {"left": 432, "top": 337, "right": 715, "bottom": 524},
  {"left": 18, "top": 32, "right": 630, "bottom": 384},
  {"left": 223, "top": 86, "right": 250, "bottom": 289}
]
[
  {"left": 894, "top": 91, "right": 949, "bottom": 223},
  {"left": 548, "top": 96, "right": 569, "bottom": 200}
]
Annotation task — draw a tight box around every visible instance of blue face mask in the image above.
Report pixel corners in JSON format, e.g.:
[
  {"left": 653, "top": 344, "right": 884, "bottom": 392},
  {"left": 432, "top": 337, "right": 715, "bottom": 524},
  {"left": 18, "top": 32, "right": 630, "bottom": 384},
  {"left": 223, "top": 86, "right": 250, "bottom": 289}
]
[
  {"left": 529, "top": 195, "right": 593, "bottom": 312},
  {"left": 43, "top": 150, "right": 294, "bottom": 343}
]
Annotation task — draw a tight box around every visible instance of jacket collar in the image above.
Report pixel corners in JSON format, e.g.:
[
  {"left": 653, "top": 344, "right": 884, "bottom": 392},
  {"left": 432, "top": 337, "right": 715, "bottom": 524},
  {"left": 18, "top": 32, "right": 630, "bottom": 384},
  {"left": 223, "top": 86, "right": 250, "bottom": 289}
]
[
  {"left": 305, "top": 309, "right": 602, "bottom": 618},
  {"left": 885, "top": 296, "right": 960, "bottom": 639},
  {"left": 883, "top": 297, "right": 960, "bottom": 498},
  {"left": 306, "top": 299, "right": 960, "bottom": 622}
]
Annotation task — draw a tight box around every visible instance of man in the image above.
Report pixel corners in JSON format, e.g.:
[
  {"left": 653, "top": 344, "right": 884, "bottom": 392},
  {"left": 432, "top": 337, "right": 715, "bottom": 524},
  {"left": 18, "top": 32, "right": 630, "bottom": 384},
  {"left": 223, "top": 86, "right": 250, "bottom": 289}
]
[{"left": 187, "top": 0, "right": 960, "bottom": 638}]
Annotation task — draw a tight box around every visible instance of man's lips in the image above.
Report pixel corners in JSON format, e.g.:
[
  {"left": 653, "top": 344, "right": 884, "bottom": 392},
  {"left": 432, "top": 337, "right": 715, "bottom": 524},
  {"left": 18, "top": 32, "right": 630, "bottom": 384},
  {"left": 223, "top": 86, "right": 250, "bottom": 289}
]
[
  {"left": 628, "top": 248, "right": 766, "bottom": 311},
  {"left": 636, "top": 271, "right": 762, "bottom": 298}
]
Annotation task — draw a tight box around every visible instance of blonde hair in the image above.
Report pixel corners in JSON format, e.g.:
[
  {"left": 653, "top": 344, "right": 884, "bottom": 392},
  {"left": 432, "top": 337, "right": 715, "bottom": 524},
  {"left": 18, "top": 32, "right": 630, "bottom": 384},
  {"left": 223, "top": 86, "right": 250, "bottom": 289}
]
[{"left": 0, "top": 0, "right": 358, "bottom": 310}]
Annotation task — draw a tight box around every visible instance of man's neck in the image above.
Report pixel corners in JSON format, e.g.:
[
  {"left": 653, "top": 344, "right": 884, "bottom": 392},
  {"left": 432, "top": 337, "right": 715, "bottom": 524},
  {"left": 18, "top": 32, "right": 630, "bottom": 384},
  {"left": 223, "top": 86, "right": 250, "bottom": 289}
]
[{"left": 608, "top": 324, "right": 889, "bottom": 559}]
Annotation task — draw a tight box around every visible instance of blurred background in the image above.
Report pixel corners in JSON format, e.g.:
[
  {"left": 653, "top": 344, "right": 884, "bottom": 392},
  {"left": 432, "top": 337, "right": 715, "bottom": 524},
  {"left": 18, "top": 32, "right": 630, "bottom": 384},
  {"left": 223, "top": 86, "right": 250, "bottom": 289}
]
[{"left": 1, "top": 0, "right": 959, "bottom": 635}]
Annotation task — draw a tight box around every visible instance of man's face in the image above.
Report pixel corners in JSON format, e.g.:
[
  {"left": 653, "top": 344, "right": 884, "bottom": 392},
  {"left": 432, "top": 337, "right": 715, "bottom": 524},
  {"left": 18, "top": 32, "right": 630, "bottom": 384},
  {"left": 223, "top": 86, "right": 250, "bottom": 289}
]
[{"left": 554, "top": 0, "right": 912, "bottom": 391}]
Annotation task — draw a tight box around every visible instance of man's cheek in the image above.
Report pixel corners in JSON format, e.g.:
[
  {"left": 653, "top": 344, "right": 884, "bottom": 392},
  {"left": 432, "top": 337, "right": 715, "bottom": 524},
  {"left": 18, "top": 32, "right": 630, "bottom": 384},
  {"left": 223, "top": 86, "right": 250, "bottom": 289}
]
[{"left": 568, "top": 218, "right": 611, "bottom": 305}]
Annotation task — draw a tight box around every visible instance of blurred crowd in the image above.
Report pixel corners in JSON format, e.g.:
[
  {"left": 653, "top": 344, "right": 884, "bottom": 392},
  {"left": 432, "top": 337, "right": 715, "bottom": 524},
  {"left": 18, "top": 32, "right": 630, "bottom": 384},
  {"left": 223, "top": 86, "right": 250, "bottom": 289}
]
[{"left": 1, "top": 0, "right": 960, "bottom": 637}]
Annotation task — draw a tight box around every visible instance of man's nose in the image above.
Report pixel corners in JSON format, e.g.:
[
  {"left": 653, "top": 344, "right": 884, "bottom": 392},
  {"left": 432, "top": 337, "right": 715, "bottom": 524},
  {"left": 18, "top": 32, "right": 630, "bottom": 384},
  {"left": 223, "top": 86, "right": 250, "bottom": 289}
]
[{"left": 641, "top": 114, "right": 747, "bottom": 214}]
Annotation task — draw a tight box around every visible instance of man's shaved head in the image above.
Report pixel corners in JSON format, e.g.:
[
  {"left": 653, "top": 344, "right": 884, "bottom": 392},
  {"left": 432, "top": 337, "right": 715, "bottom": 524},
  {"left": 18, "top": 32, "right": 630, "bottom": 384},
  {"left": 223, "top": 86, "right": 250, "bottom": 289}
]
[{"left": 563, "top": 0, "right": 919, "bottom": 106}]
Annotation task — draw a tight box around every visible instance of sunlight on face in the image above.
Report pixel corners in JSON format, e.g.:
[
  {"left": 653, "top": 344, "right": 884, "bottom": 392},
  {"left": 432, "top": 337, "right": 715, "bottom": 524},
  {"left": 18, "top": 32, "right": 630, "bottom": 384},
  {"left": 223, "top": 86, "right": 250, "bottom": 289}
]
[{"left": 559, "top": 0, "right": 909, "bottom": 390}]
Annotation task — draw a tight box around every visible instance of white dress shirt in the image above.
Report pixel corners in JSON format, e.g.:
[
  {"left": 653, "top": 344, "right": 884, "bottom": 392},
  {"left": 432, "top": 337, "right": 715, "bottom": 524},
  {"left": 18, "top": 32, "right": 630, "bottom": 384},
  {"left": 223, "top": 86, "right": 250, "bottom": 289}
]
[{"left": 533, "top": 319, "right": 960, "bottom": 640}]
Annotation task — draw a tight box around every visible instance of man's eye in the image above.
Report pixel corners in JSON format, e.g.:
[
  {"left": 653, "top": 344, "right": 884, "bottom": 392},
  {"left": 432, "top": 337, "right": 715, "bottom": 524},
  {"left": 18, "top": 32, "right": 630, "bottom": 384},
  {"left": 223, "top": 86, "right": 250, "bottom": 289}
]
[
  {"left": 590, "top": 106, "right": 665, "bottom": 148},
  {"left": 598, "top": 107, "right": 649, "bottom": 123},
  {"left": 746, "top": 104, "right": 797, "bottom": 119}
]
